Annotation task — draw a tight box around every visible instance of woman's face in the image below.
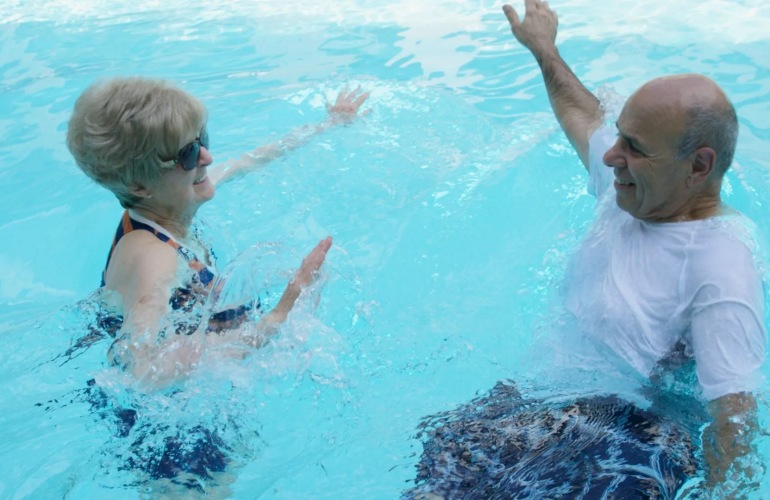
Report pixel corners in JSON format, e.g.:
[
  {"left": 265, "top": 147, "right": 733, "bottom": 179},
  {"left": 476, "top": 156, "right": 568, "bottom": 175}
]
[{"left": 142, "top": 130, "right": 216, "bottom": 219}]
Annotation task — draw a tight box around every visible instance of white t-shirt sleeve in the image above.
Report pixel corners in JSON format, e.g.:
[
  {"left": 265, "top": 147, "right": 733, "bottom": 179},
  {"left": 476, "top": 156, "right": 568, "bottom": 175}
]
[
  {"left": 587, "top": 125, "right": 617, "bottom": 199},
  {"left": 688, "top": 236, "right": 767, "bottom": 400},
  {"left": 691, "top": 303, "right": 765, "bottom": 400}
]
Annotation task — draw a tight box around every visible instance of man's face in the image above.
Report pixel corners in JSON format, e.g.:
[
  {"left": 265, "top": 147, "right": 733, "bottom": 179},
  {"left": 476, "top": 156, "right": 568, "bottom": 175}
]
[{"left": 602, "top": 90, "right": 694, "bottom": 222}]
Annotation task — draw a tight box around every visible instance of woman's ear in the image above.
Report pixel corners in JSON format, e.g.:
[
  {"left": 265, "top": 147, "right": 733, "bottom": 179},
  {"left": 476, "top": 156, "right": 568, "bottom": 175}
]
[{"left": 130, "top": 185, "right": 153, "bottom": 199}]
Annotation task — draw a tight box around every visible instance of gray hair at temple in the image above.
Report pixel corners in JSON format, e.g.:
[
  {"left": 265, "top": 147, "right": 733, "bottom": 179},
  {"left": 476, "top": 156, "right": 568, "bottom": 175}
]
[
  {"left": 675, "top": 102, "right": 738, "bottom": 177},
  {"left": 67, "top": 77, "right": 207, "bottom": 208}
]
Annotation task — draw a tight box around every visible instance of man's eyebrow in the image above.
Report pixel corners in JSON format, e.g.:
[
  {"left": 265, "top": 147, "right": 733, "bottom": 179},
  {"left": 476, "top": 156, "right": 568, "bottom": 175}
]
[{"left": 614, "top": 122, "right": 646, "bottom": 149}]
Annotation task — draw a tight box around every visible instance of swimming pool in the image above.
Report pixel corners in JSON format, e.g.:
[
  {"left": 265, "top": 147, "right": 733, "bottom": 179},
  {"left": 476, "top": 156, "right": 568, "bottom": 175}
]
[{"left": 2, "top": 0, "right": 769, "bottom": 497}]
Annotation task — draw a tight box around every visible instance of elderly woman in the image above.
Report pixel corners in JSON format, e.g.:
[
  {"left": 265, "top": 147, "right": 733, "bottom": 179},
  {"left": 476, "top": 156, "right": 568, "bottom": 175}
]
[{"left": 67, "top": 77, "right": 368, "bottom": 386}]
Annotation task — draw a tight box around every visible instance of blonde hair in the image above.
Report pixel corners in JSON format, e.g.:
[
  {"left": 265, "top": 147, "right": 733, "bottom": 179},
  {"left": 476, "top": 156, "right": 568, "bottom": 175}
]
[{"left": 67, "top": 77, "right": 207, "bottom": 208}]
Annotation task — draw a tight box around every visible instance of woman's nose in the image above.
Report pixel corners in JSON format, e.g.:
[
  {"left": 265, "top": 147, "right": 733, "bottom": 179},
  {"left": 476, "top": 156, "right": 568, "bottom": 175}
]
[{"left": 199, "top": 146, "right": 213, "bottom": 166}]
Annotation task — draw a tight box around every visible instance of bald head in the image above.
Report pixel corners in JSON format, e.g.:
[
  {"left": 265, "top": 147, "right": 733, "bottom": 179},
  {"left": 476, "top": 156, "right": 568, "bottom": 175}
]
[
  {"left": 637, "top": 74, "right": 730, "bottom": 110},
  {"left": 632, "top": 74, "right": 738, "bottom": 176}
]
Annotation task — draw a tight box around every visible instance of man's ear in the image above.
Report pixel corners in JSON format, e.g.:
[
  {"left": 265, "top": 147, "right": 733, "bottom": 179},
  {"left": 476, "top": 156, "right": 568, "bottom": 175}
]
[{"left": 687, "top": 147, "right": 717, "bottom": 187}]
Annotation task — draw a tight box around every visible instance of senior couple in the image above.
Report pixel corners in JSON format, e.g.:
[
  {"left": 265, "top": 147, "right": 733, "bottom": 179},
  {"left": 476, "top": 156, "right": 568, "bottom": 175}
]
[{"left": 67, "top": 0, "right": 765, "bottom": 496}]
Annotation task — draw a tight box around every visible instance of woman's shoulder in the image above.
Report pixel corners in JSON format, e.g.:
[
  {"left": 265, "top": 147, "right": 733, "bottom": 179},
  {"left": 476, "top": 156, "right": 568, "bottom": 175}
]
[{"left": 104, "top": 230, "right": 180, "bottom": 298}]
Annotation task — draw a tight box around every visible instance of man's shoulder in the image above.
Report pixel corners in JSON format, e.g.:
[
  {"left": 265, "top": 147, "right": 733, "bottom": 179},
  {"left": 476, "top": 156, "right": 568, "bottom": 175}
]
[
  {"left": 698, "top": 211, "right": 763, "bottom": 258},
  {"left": 687, "top": 211, "right": 766, "bottom": 285}
]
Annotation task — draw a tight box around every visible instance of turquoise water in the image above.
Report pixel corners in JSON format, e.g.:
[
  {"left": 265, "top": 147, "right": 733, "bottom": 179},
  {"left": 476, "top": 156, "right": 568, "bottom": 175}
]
[{"left": 1, "top": 0, "right": 769, "bottom": 497}]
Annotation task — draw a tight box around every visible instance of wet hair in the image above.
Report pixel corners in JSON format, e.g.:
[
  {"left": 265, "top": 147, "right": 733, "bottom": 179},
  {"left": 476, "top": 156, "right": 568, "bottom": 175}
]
[
  {"left": 66, "top": 77, "right": 207, "bottom": 208},
  {"left": 675, "top": 101, "right": 738, "bottom": 176}
]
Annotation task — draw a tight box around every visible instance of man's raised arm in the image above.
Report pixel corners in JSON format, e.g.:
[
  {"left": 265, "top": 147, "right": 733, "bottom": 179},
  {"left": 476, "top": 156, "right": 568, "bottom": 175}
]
[{"left": 503, "top": 0, "right": 603, "bottom": 169}]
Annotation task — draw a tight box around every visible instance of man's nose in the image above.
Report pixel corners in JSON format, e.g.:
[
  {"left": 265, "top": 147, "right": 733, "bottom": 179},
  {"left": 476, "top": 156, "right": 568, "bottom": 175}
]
[{"left": 603, "top": 140, "right": 625, "bottom": 169}]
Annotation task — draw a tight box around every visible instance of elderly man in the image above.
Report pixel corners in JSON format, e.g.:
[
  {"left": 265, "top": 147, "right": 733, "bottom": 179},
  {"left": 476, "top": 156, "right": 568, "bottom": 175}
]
[
  {"left": 403, "top": 1, "right": 766, "bottom": 498},
  {"left": 504, "top": 0, "right": 766, "bottom": 492}
]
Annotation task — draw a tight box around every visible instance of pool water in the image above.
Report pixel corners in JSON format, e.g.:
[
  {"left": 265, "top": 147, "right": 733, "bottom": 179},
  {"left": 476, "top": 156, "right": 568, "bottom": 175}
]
[{"left": 2, "top": 0, "right": 770, "bottom": 497}]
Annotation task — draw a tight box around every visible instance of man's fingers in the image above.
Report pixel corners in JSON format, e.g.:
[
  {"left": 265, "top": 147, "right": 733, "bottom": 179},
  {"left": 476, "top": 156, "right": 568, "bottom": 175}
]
[
  {"left": 524, "top": 0, "right": 539, "bottom": 14},
  {"left": 502, "top": 4, "right": 521, "bottom": 30}
]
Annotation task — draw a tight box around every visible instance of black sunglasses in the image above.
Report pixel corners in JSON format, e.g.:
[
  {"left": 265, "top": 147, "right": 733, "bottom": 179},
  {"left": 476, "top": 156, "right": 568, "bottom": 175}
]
[{"left": 175, "top": 128, "right": 210, "bottom": 171}]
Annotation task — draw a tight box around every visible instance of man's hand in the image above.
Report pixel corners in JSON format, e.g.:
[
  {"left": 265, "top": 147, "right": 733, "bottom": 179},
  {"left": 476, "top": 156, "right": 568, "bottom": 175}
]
[
  {"left": 502, "top": 0, "right": 601, "bottom": 168},
  {"left": 503, "top": 0, "right": 558, "bottom": 59}
]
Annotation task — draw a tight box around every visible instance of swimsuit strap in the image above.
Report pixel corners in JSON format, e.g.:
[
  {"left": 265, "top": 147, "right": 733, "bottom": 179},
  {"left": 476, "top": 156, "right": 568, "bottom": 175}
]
[{"left": 101, "top": 210, "right": 215, "bottom": 288}]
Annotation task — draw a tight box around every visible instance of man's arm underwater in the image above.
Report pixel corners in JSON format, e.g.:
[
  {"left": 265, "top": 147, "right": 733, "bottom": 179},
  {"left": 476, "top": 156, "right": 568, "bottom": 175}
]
[{"left": 702, "top": 392, "right": 760, "bottom": 496}]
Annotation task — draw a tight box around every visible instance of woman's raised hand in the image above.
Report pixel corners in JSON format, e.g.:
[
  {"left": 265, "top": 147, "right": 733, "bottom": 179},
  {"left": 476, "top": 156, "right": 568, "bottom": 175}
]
[{"left": 327, "top": 87, "right": 370, "bottom": 124}]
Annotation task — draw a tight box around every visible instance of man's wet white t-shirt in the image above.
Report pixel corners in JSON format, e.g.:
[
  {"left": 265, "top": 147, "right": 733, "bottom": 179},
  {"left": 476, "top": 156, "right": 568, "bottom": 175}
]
[{"left": 563, "top": 126, "right": 766, "bottom": 400}]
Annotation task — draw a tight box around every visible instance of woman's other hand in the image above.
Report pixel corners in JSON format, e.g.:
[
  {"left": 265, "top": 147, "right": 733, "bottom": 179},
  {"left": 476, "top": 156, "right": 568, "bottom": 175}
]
[
  {"left": 259, "top": 236, "right": 333, "bottom": 330},
  {"left": 293, "top": 236, "right": 333, "bottom": 288}
]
